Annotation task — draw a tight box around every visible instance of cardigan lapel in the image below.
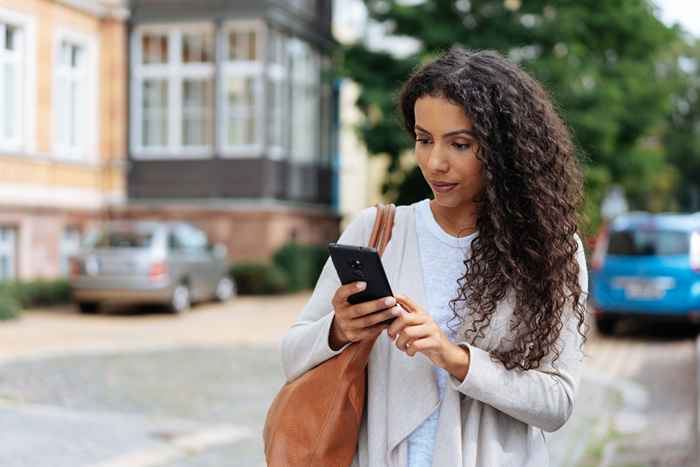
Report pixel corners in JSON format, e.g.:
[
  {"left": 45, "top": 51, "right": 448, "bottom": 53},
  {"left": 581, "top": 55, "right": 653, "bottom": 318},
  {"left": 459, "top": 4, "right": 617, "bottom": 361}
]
[{"left": 384, "top": 203, "right": 441, "bottom": 462}]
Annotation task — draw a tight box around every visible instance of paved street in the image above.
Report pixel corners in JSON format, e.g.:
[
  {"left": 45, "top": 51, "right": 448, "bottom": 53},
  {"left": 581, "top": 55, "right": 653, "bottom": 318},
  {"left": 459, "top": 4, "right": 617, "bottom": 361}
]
[
  {"left": 0, "top": 296, "right": 697, "bottom": 467},
  {"left": 576, "top": 321, "right": 699, "bottom": 467}
]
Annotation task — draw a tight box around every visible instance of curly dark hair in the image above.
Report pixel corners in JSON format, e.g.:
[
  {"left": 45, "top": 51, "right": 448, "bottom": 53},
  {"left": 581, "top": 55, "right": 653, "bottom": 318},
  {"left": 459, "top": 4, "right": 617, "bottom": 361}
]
[{"left": 398, "top": 46, "right": 588, "bottom": 371}]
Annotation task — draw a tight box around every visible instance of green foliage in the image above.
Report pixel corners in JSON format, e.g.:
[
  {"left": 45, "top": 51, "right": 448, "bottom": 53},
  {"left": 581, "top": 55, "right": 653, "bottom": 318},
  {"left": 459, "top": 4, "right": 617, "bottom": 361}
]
[
  {"left": 0, "top": 293, "right": 20, "bottom": 321},
  {"left": 272, "top": 242, "right": 329, "bottom": 292},
  {"left": 0, "top": 279, "right": 72, "bottom": 310},
  {"left": 229, "top": 263, "right": 289, "bottom": 295},
  {"left": 340, "top": 0, "right": 695, "bottom": 234}
]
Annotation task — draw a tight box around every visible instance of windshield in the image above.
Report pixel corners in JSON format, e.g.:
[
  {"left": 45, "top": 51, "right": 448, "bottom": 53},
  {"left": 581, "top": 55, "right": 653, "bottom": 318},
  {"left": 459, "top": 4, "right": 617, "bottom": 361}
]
[
  {"left": 85, "top": 230, "right": 155, "bottom": 249},
  {"left": 607, "top": 230, "right": 689, "bottom": 256}
]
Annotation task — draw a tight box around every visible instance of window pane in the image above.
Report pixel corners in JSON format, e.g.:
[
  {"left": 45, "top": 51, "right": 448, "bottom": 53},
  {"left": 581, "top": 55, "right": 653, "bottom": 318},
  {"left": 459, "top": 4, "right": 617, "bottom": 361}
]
[
  {"left": 608, "top": 230, "right": 690, "bottom": 256},
  {"left": 60, "top": 42, "right": 71, "bottom": 67},
  {"left": 142, "top": 34, "right": 168, "bottom": 64},
  {"left": 228, "top": 30, "right": 257, "bottom": 61},
  {"left": 3, "top": 62, "right": 16, "bottom": 139},
  {"left": 56, "top": 77, "right": 68, "bottom": 146},
  {"left": 226, "top": 77, "right": 256, "bottom": 145},
  {"left": 142, "top": 79, "right": 168, "bottom": 146},
  {"left": 5, "top": 25, "right": 17, "bottom": 51},
  {"left": 182, "top": 79, "right": 212, "bottom": 146},
  {"left": 0, "top": 227, "right": 16, "bottom": 281},
  {"left": 69, "top": 80, "right": 79, "bottom": 147},
  {"left": 182, "top": 32, "right": 212, "bottom": 63}
]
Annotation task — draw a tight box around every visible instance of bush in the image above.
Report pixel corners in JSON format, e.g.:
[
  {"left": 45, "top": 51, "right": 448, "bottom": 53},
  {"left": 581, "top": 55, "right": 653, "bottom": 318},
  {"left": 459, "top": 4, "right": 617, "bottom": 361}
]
[
  {"left": 230, "top": 263, "right": 289, "bottom": 295},
  {"left": 0, "top": 279, "right": 72, "bottom": 310},
  {"left": 0, "top": 290, "right": 20, "bottom": 321},
  {"left": 272, "top": 242, "right": 329, "bottom": 292}
]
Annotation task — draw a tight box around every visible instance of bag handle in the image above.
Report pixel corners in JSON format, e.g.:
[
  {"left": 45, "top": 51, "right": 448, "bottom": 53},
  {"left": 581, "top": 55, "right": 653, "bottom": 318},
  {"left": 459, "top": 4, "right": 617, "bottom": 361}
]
[{"left": 369, "top": 203, "right": 396, "bottom": 256}]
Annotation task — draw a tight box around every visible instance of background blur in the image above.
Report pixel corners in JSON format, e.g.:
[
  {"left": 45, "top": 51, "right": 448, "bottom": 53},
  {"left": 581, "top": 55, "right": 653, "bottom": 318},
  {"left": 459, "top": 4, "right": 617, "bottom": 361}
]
[{"left": 1, "top": 1, "right": 700, "bottom": 466}]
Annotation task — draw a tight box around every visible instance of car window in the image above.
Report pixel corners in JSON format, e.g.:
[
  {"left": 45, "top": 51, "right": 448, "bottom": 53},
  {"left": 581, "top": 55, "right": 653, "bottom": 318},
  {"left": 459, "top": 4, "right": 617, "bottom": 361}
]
[
  {"left": 608, "top": 230, "right": 689, "bottom": 256},
  {"left": 173, "top": 225, "right": 207, "bottom": 251},
  {"left": 88, "top": 230, "right": 154, "bottom": 249}
]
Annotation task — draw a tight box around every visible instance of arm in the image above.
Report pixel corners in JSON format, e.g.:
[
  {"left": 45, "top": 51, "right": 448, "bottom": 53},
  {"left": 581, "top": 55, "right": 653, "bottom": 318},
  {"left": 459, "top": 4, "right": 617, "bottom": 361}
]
[
  {"left": 280, "top": 206, "right": 376, "bottom": 383},
  {"left": 446, "top": 234, "right": 589, "bottom": 432}
]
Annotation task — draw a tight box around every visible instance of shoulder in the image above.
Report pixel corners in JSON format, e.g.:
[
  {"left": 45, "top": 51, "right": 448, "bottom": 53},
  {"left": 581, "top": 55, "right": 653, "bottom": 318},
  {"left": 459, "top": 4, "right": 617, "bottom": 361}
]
[{"left": 338, "top": 204, "right": 412, "bottom": 246}]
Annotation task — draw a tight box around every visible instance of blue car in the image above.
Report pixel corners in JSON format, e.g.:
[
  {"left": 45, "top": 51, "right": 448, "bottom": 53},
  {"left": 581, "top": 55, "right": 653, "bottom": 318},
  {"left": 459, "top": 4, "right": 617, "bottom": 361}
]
[{"left": 590, "top": 211, "right": 700, "bottom": 335}]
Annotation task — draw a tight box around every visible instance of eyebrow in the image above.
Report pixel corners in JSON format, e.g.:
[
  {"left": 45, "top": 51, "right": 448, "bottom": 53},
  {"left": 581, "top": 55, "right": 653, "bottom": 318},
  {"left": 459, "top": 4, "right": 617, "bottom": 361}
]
[{"left": 414, "top": 125, "right": 475, "bottom": 138}]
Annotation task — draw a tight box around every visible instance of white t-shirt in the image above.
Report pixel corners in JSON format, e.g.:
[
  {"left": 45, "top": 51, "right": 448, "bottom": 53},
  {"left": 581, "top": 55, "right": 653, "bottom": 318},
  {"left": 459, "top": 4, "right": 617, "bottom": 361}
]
[{"left": 407, "top": 198, "right": 478, "bottom": 467}]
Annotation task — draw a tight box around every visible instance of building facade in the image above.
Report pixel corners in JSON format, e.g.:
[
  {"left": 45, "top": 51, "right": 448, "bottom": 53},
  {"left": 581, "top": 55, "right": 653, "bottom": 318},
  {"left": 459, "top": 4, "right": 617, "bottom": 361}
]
[
  {"left": 118, "top": 0, "right": 341, "bottom": 263},
  {"left": 0, "top": 0, "right": 128, "bottom": 280},
  {"left": 0, "top": 0, "right": 342, "bottom": 281}
]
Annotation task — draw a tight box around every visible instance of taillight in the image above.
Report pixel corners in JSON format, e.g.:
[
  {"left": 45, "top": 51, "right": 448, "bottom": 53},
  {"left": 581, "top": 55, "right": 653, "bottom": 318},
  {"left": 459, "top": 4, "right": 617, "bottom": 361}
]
[
  {"left": 591, "top": 225, "right": 609, "bottom": 271},
  {"left": 690, "top": 231, "right": 700, "bottom": 272},
  {"left": 69, "top": 258, "right": 82, "bottom": 278},
  {"left": 149, "top": 261, "right": 168, "bottom": 280}
]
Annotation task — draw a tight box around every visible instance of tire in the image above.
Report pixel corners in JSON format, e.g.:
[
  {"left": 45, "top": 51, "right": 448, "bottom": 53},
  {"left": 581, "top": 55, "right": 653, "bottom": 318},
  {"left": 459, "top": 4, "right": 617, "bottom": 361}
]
[
  {"left": 595, "top": 316, "right": 617, "bottom": 336},
  {"left": 168, "top": 283, "right": 191, "bottom": 314},
  {"left": 213, "top": 276, "right": 236, "bottom": 302},
  {"left": 78, "top": 302, "right": 99, "bottom": 314}
]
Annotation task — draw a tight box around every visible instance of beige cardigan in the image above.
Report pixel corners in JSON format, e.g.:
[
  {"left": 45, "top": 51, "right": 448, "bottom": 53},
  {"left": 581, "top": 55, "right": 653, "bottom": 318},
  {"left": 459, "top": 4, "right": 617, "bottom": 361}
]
[{"left": 280, "top": 201, "right": 588, "bottom": 467}]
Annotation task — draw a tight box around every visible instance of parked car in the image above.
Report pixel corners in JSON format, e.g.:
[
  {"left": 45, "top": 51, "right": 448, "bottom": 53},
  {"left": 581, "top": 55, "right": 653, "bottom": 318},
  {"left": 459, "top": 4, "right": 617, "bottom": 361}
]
[
  {"left": 590, "top": 211, "right": 700, "bottom": 335},
  {"left": 69, "top": 221, "right": 236, "bottom": 314}
]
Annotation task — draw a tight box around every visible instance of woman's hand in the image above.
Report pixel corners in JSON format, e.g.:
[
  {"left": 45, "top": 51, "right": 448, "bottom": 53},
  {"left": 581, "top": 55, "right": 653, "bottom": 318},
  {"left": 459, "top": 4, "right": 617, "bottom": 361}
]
[
  {"left": 329, "top": 281, "right": 403, "bottom": 349},
  {"left": 388, "top": 294, "right": 470, "bottom": 377}
]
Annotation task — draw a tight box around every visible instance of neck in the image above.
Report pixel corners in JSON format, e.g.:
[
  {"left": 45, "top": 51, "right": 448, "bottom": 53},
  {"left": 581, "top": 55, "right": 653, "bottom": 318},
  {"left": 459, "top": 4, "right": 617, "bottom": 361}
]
[{"left": 429, "top": 199, "right": 478, "bottom": 237}]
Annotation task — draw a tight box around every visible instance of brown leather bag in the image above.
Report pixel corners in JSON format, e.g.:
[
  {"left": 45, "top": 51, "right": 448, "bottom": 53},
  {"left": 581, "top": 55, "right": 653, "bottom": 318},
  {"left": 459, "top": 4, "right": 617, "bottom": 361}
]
[{"left": 263, "top": 203, "right": 397, "bottom": 467}]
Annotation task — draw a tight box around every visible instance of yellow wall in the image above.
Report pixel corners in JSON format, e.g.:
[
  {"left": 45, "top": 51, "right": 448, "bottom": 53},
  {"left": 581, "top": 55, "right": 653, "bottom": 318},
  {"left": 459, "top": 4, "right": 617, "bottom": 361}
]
[{"left": 0, "top": 0, "right": 127, "bottom": 202}]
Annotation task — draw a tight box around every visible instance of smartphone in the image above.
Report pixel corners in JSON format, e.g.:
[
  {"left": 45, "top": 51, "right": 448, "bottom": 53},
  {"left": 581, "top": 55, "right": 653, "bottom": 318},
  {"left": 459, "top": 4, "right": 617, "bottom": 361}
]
[{"left": 327, "top": 242, "right": 397, "bottom": 324}]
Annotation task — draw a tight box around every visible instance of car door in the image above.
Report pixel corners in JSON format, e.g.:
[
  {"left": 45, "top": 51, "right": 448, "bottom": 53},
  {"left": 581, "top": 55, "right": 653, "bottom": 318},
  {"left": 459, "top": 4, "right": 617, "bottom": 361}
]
[{"left": 173, "top": 224, "right": 211, "bottom": 301}]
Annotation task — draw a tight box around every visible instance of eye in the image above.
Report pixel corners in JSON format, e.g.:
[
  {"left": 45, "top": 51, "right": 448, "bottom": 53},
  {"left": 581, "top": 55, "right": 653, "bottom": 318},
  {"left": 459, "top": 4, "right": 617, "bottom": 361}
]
[
  {"left": 453, "top": 142, "right": 472, "bottom": 151},
  {"left": 415, "top": 138, "right": 432, "bottom": 145}
]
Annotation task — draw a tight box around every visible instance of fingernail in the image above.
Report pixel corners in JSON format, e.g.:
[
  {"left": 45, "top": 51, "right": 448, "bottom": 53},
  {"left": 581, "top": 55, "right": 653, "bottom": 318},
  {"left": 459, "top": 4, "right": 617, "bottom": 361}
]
[
  {"left": 357, "top": 282, "right": 366, "bottom": 290},
  {"left": 384, "top": 296, "right": 395, "bottom": 306}
]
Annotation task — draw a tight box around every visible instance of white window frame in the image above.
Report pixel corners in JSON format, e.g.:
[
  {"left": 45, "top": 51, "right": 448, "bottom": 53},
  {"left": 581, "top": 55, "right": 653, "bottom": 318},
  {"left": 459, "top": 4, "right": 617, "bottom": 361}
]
[
  {"left": 217, "top": 19, "right": 266, "bottom": 159},
  {"left": 0, "top": 8, "right": 36, "bottom": 154},
  {"left": 52, "top": 28, "right": 99, "bottom": 161},
  {"left": 288, "top": 37, "right": 321, "bottom": 165},
  {"left": 131, "top": 23, "right": 215, "bottom": 160},
  {"left": 0, "top": 225, "right": 17, "bottom": 281},
  {"left": 266, "top": 27, "right": 289, "bottom": 161}
]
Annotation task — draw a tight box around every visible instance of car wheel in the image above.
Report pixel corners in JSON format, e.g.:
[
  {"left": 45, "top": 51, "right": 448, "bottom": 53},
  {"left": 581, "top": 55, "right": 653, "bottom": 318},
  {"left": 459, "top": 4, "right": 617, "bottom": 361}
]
[
  {"left": 595, "top": 316, "right": 617, "bottom": 336},
  {"left": 214, "top": 276, "right": 236, "bottom": 302},
  {"left": 169, "top": 283, "right": 191, "bottom": 314},
  {"left": 78, "top": 302, "right": 99, "bottom": 314}
]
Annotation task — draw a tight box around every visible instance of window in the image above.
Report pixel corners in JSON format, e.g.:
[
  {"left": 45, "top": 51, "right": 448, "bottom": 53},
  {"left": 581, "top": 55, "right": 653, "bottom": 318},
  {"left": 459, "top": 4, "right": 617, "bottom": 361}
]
[
  {"left": 60, "top": 226, "right": 82, "bottom": 275},
  {"left": 0, "top": 10, "right": 36, "bottom": 153},
  {"left": 0, "top": 226, "right": 17, "bottom": 281},
  {"left": 218, "top": 21, "right": 264, "bottom": 157},
  {"left": 608, "top": 230, "right": 690, "bottom": 256},
  {"left": 288, "top": 37, "right": 321, "bottom": 164},
  {"left": 132, "top": 25, "right": 215, "bottom": 158},
  {"left": 54, "top": 30, "right": 97, "bottom": 160},
  {"left": 266, "top": 28, "right": 289, "bottom": 159}
]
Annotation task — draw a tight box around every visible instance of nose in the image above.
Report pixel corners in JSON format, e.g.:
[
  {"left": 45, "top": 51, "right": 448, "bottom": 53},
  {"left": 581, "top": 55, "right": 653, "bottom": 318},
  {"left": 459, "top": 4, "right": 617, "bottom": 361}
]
[{"left": 426, "top": 143, "right": 449, "bottom": 172}]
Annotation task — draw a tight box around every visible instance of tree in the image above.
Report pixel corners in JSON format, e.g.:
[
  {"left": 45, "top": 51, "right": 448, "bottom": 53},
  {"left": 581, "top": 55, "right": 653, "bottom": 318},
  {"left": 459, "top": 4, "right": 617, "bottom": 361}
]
[{"left": 339, "top": 0, "right": 686, "bottom": 237}]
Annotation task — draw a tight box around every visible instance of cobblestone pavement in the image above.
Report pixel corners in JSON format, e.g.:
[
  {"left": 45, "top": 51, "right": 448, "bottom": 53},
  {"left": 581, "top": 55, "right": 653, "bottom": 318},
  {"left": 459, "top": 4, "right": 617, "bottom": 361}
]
[
  {"left": 0, "top": 297, "right": 696, "bottom": 467},
  {"left": 575, "top": 320, "right": 698, "bottom": 467}
]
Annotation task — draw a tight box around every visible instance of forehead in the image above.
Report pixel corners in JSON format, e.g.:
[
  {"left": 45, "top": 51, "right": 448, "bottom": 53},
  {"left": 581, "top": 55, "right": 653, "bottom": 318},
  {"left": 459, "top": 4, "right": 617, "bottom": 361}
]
[{"left": 414, "top": 95, "right": 472, "bottom": 130}]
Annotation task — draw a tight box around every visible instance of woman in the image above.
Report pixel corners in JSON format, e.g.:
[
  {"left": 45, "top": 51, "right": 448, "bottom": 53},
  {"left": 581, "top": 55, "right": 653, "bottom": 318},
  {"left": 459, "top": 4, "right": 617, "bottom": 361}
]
[{"left": 280, "top": 46, "right": 589, "bottom": 467}]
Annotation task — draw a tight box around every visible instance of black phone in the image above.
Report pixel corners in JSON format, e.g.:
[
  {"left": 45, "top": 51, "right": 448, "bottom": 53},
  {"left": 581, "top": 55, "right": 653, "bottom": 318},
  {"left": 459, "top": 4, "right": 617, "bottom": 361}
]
[{"left": 327, "top": 242, "right": 396, "bottom": 324}]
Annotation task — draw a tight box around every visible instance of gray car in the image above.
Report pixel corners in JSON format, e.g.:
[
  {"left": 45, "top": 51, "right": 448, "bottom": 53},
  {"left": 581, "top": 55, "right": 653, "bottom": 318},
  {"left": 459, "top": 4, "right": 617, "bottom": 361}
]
[{"left": 69, "top": 221, "right": 236, "bottom": 314}]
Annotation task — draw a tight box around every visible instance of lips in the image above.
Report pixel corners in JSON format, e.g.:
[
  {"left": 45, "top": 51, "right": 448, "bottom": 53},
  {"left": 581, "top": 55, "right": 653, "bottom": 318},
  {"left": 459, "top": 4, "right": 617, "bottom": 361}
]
[{"left": 430, "top": 180, "right": 459, "bottom": 193}]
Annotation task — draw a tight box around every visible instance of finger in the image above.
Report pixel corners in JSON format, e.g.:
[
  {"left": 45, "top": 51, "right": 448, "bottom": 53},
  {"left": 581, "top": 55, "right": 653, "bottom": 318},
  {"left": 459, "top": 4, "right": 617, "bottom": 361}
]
[
  {"left": 405, "top": 337, "right": 433, "bottom": 357},
  {"left": 387, "top": 312, "right": 423, "bottom": 338},
  {"left": 395, "top": 324, "right": 431, "bottom": 351},
  {"left": 358, "top": 306, "right": 401, "bottom": 328},
  {"left": 395, "top": 294, "right": 420, "bottom": 313},
  {"left": 337, "top": 281, "right": 367, "bottom": 303},
  {"left": 358, "top": 321, "right": 391, "bottom": 341},
  {"left": 350, "top": 296, "right": 396, "bottom": 319}
]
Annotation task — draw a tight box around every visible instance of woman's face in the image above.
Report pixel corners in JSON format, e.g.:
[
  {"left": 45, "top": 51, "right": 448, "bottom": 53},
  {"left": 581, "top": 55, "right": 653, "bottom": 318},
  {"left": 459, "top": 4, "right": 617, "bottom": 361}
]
[{"left": 414, "top": 95, "right": 484, "bottom": 208}]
